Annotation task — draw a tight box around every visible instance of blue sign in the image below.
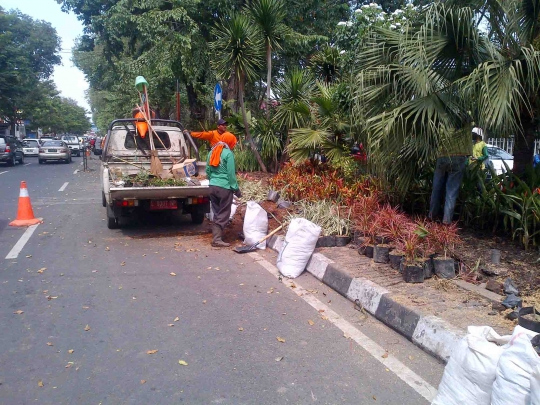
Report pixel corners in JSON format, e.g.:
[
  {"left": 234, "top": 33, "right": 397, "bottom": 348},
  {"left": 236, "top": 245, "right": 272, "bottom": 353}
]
[{"left": 214, "top": 83, "right": 222, "bottom": 112}]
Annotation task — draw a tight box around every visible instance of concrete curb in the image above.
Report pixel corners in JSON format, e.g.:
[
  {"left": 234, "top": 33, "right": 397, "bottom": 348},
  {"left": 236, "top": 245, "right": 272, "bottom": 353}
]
[{"left": 267, "top": 235, "right": 464, "bottom": 363}]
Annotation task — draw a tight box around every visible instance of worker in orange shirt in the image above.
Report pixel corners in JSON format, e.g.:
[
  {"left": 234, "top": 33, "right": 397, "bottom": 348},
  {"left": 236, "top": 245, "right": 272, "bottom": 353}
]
[{"left": 184, "top": 118, "right": 233, "bottom": 147}]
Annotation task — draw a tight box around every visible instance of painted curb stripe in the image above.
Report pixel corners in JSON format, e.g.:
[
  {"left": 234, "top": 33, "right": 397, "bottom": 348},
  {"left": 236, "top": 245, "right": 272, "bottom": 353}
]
[{"left": 249, "top": 252, "right": 437, "bottom": 403}]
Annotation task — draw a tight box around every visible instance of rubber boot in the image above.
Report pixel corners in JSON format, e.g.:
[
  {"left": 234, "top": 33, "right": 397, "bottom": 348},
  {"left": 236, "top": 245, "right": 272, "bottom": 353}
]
[{"left": 211, "top": 224, "right": 230, "bottom": 247}]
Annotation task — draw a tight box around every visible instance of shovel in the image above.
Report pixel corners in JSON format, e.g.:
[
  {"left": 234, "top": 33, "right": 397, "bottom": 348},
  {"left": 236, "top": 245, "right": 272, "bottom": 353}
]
[{"left": 233, "top": 225, "right": 283, "bottom": 254}]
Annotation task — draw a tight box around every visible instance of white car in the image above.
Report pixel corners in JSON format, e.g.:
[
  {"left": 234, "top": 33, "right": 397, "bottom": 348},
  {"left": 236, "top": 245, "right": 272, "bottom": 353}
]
[
  {"left": 486, "top": 144, "right": 514, "bottom": 174},
  {"left": 22, "top": 139, "right": 40, "bottom": 156}
]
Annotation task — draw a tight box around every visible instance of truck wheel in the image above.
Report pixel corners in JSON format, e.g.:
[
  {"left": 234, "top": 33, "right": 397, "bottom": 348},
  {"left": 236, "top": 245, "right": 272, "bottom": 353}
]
[
  {"left": 106, "top": 205, "right": 119, "bottom": 229},
  {"left": 18, "top": 154, "right": 24, "bottom": 164},
  {"left": 191, "top": 210, "right": 205, "bottom": 224},
  {"left": 102, "top": 191, "right": 107, "bottom": 207}
]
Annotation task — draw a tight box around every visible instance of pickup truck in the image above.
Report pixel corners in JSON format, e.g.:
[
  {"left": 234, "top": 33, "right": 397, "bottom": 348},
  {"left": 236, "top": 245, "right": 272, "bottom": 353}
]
[{"left": 101, "top": 119, "right": 210, "bottom": 229}]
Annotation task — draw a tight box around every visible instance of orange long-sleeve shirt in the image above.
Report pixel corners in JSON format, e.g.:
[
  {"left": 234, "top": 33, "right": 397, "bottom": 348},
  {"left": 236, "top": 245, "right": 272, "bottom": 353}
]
[{"left": 190, "top": 130, "right": 235, "bottom": 147}]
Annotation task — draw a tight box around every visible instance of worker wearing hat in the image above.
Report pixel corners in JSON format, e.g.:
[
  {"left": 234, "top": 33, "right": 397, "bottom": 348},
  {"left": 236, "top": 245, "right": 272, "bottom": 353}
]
[
  {"left": 184, "top": 119, "right": 234, "bottom": 147},
  {"left": 206, "top": 132, "right": 241, "bottom": 247}
]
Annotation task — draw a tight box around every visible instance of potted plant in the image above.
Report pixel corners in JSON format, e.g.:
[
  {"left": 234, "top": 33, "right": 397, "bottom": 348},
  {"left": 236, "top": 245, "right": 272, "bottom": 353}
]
[
  {"left": 374, "top": 205, "right": 410, "bottom": 264},
  {"left": 396, "top": 226, "right": 424, "bottom": 283},
  {"left": 427, "top": 222, "right": 462, "bottom": 279},
  {"left": 415, "top": 220, "right": 435, "bottom": 279},
  {"left": 518, "top": 305, "right": 540, "bottom": 333},
  {"left": 351, "top": 195, "right": 380, "bottom": 258}
]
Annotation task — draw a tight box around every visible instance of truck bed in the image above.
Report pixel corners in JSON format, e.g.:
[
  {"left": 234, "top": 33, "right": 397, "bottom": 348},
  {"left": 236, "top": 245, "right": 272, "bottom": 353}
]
[{"left": 109, "top": 185, "right": 210, "bottom": 200}]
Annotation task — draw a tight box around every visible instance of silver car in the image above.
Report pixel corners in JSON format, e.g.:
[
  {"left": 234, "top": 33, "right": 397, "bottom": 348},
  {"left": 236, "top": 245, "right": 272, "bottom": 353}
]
[{"left": 39, "top": 140, "right": 72, "bottom": 164}]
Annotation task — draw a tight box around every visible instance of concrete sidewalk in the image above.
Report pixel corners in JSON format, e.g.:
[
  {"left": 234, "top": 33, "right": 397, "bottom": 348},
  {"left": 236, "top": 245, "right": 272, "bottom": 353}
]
[{"left": 267, "top": 236, "right": 515, "bottom": 363}]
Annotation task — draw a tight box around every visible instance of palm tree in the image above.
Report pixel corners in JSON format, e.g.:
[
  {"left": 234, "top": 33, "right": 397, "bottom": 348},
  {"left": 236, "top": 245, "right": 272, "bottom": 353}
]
[
  {"left": 274, "top": 68, "right": 314, "bottom": 165},
  {"left": 310, "top": 45, "right": 341, "bottom": 84},
  {"left": 247, "top": 0, "right": 287, "bottom": 115},
  {"left": 211, "top": 14, "right": 267, "bottom": 172}
]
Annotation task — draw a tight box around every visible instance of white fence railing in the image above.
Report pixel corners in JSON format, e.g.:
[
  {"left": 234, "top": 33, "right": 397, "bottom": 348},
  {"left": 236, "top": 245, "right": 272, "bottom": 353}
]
[{"left": 487, "top": 137, "right": 540, "bottom": 156}]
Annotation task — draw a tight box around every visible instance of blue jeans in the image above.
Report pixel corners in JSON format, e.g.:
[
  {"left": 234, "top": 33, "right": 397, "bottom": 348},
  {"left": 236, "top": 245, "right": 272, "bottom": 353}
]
[{"left": 429, "top": 156, "right": 467, "bottom": 224}]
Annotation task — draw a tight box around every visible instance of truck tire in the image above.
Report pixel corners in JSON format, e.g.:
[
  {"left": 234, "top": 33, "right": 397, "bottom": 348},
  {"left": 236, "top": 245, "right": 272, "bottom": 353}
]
[
  {"left": 191, "top": 209, "right": 205, "bottom": 224},
  {"left": 102, "top": 191, "right": 107, "bottom": 207},
  {"left": 18, "top": 154, "right": 24, "bottom": 164},
  {"left": 106, "top": 205, "right": 118, "bottom": 229}
]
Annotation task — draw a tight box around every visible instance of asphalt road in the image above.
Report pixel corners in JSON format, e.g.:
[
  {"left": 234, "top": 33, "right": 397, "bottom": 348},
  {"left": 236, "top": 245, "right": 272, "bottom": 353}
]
[{"left": 0, "top": 155, "right": 445, "bottom": 405}]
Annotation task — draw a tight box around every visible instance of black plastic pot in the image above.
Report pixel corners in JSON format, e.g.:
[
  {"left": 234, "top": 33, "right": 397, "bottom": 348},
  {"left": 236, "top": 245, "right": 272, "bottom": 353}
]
[
  {"left": 267, "top": 190, "right": 280, "bottom": 202},
  {"left": 518, "top": 307, "right": 540, "bottom": 333},
  {"left": 364, "top": 244, "right": 375, "bottom": 258},
  {"left": 335, "top": 236, "right": 351, "bottom": 247},
  {"left": 403, "top": 263, "right": 424, "bottom": 283},
  {"left": 433, "top": 257, "right": 455, "bottom": 279},
  {"left": 389, "top": 250, "right": 404, "bottom": 270},
  {"left": 421, "top": 257, "right": 434, "bottom": 279},
  {"left": 353, "top": 231, "right": 366, "bottom": 245},
  {"left": 316, "top": 236, "right": 336, "bottom": 248},
  {"left": 358, "top": 243, "right": 367, "bottom": 255},
  {"left": 373, "top": 244, "right": 391, "bottom": 264}
]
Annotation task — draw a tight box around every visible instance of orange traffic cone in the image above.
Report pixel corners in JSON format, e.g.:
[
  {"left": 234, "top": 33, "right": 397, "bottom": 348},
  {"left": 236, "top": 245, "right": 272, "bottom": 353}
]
[{"left": 9, "top": 181, "right": 43, "bottom": 227}]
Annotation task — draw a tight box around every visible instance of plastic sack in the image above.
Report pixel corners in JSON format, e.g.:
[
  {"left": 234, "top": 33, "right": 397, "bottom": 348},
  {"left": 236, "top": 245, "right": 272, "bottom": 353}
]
[
  {"left": 432, "top": 326, "right": 511, "bottom": 405},
  {"left": 491, "top": 327, "right": 540, "bottom": 405},
  {"left": 531, "top": 365, "right": 540, "bottom": 405},
  {"left": 277, "top": 218, "right": 321, "bottom": 279},
  {"left": 243, "top": 201, "right": 268, "bottom": 249}
]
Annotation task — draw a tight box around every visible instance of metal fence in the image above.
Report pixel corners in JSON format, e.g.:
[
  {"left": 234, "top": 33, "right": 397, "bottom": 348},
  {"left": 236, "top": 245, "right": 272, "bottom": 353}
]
[{"left": 486, "top": 137, "right": 540, "bottom": 156}]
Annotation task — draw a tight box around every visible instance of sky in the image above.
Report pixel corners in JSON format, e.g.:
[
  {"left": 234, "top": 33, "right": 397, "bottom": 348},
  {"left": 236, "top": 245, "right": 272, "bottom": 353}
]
[{"left": 2, "top": 0, "right": 90, "bottom": 113}]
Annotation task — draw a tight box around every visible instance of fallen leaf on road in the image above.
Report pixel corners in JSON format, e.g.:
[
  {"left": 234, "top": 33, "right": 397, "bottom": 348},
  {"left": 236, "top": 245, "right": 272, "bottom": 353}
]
[
  {"left": 13, "top": 310, "right": 24, "bottom": 315},
  {"left": 238, "top": 327, "right": 244, "bottom": 331},
  {"left": 121, "top": 262, "right": 126, "bottom": 266},
  {"left": 170, "top": 272, "right": 177, "bottom": 276},
  {"left": 82, "top": 306, "right": 89, "bottom": 309},
  {"left": 308, "top": 320, "right": 315, "bottom": 326},
  {"left": 275, "top": 357, "right": 284, "bottom": 362},
  {"left": 141, "top": 380, "right": 146, "bottom": 384},
  {"left": 320, "top": 315, "right": 328, "bottom": 320},
  {"left": 373, "top": 396, "right": 376, "bottom": 400},
  {"left": 47, "top": 342, "right": 53, "bottom": 346},
  {"left": 26, "top": 255, "right": 32, "bottom": 258},
  {"left": 65, "top": 364, "right": 72, "bottom": 369},
  {"left": 168, "top": 324, "right": 174, "bottom": 327},
  {"left": 146, "top": 350, "right": 158, "bottom": 355},
  {"left": 105, "top": 247, "right": 110, "bottom": 251},
  {"left": 38, "top": 380, "right": 44, "bottom": 387},
  {"left": 37, "top": 268, "right": 46, "bottom": 273},
  {"left": 84, "top": 325, "right": 90, "bottom": 331},
  {"left": 174, "top": 317, "right": 180, "bottom": 322},
  {"left": 202, "top": 300, "right": 207, "bottom": 304},
  {"left": 291, "top": 283, "right": 296, "bottom": 288},
  {"left": 91, "top": 270, "right": 97, "bottom": 273},
  {"left": 68, "top": 350, "right": 74, "bottom": 354},
  {"left": 142, "top": 254, "right": 146, "bottom": 257},
  {"left": 382, "top": 352, "right": 388, "bottom": 359},
  {"left": 207, "top": 267, "right": 212, "bottom": 270},
  {"left": 408, "top": 355, "right": 414, "bottom": 360},
  {"left": 178, "top": 360, "right": 188, "bottom": 366},
  {"left": 318, "top": 309, "right": 325, "bottom": 313},
  {"left": 276, "top": 337, "right": 286, "bottom": 343}
]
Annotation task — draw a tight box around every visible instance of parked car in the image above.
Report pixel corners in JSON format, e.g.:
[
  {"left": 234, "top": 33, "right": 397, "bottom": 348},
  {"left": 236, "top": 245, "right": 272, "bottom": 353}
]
[
  {"left": 93, "top": 136, "right": 103, "bottom": 155},
  {"left": 22, "top": 139, "right": 40, "bottom": 156},
  {"left": 0, "top": 135, "right": 24, "bottom": 166},
  {"left": 39, "top": 140, "right": 72, "bottom": 164},
  {"left": 486, "top": 144, "right": 514, "bottom": 175},
  {"left": 61, "top": 135, "right": 82, "bottom": 157}
]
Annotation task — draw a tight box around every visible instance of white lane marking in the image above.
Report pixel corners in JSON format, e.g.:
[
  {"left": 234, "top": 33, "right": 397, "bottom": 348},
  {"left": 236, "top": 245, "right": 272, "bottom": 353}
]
[
  {"left": 73, "top": 169, "right": 79, "bottom": 174},
  {"left": 5, "top": 224, "right": 40, "bottom": 259},
  {"left": 58, "top": 182, "right": 69, "bottom": 192},
  {"left": 249, "top": 252, "right": 437, "bottom": 403},
  {"left": 24, "top": 163, "right": 31, "bottom": 166},
  {"left": 0, "top": 171, "right": 7, "bottom": 175}
]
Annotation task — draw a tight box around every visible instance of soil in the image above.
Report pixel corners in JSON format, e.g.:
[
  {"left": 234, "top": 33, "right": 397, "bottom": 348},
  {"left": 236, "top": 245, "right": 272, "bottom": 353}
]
[
  {"left": 522, "top": 313, "right": 540, "bottom": 322},
  {"left": 452, "top": 229, "right": 540, "bottom": 296}
]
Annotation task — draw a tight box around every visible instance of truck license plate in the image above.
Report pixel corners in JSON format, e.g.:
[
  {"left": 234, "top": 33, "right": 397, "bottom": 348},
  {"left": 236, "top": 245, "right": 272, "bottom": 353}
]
[{"left": 150, "top": 200, "right": 177, "bottom": 210}]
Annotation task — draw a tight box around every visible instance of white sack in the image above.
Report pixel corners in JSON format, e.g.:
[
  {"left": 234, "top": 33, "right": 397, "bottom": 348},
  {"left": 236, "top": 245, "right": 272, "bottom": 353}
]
[
  {"left": 491, "top": 328, "right": 540, "bottom": 405},
  {"left": 243, "top": 201, "right": 268, "bottom": 249},
  {"left": 530, "top": 365, "right": 540, "bottom": 405},
  {"left": 277, "top": 218, "right": 321, "bottom": 279},
  {"left": 432, "top": 326, "right": 511, "bottom": 405}
]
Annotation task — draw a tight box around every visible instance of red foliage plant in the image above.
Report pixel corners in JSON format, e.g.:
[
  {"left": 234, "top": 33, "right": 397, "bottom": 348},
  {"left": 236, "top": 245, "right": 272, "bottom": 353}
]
[
  {"left": 350, "top": 194, "right": 381, "bottom": 239},
  {"left": 396, "top": 224, "right": 423, "bottom": 263},
  {"left": 426, "top": 221, "right": 462, "bottom": 259},
  {"left": 374, "top": 204, "right": 411, "bottom": 243}
]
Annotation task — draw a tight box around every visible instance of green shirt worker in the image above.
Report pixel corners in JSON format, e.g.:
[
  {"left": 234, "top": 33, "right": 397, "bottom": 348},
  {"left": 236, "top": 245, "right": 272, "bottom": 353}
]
[
  {"left": 471, "top": 129, "right": 488, "bottom": 170},
  {"left": 206, "top": 132, "right": 240, "bottom": 247}
]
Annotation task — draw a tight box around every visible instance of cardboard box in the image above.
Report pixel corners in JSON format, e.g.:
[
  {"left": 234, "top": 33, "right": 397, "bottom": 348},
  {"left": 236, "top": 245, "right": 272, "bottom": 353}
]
[{"left": 172, "top": 159, "right": 197, "bottom": 179}]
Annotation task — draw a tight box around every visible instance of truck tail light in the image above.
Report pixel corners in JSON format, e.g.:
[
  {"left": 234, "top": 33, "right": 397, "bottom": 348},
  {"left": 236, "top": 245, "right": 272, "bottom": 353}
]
[
  {"left": 186, "top": 197, "right": 209, "bottom": 205},
  {"left": 115, "top": 200, "right": 138, "bottom": 207}
]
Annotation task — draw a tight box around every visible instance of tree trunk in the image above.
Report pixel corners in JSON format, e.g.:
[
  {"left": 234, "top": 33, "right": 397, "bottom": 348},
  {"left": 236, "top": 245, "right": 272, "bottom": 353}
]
[
  {"left": 279, "top": 128, "right": 291, "bottom": 169},
  {"left": 224, "top": 74, "right": 239, "bottom": 114},
  {"left": 513, "top": 117, "right": 536, "bottom": 175},
  {"left": 185, "top": 83, "right": 207, "bottom": 122},
  {"left": 266, "top": 43, "right": 272, "bottom": 118},
  {"left": 239, "top": 79, "right": 267, "bottom": 173}
]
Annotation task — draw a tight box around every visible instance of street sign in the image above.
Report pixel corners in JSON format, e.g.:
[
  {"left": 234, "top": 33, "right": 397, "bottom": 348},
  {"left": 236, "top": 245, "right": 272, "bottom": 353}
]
[{"left": 214, "top": 83, "right": 222, "bottom": 112}]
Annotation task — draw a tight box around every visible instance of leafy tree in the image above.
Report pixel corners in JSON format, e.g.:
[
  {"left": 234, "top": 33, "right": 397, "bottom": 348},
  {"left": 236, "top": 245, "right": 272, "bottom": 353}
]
[
  {"left": 211, "top": 14, "right": 267, "bottom": 172},
  {"left": 0, "top": 7, "right": 61, "bottom": 131}
]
